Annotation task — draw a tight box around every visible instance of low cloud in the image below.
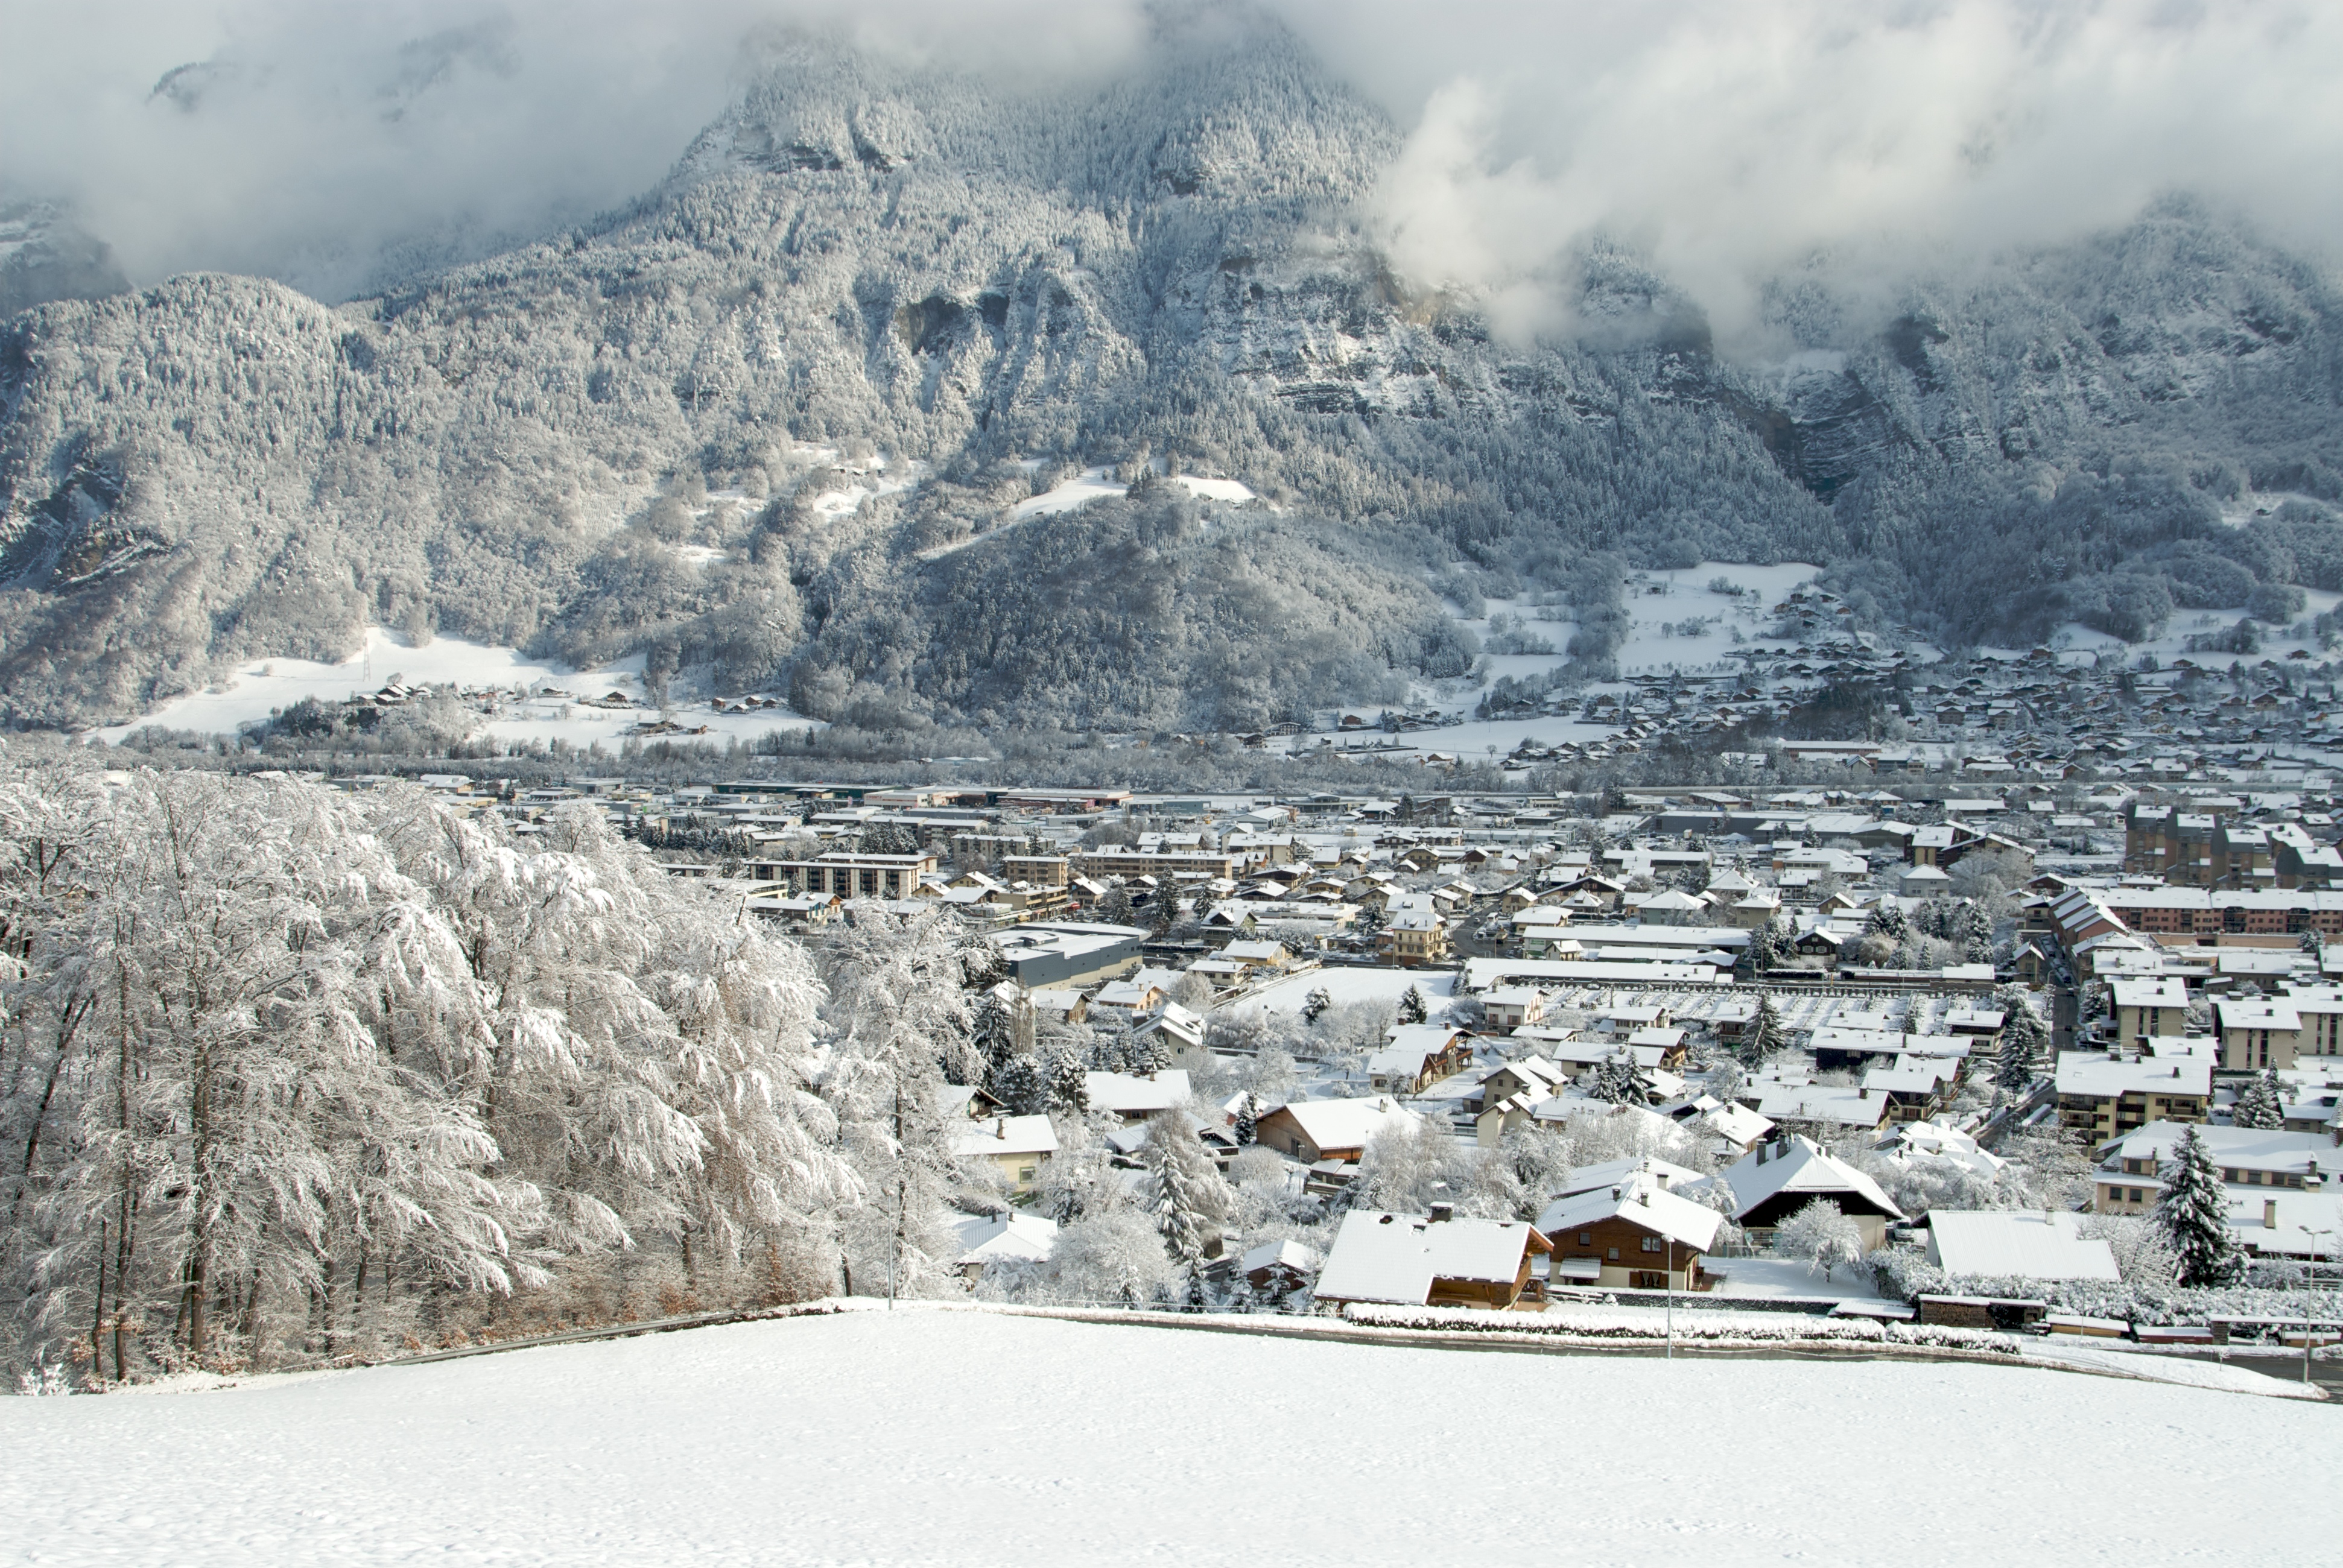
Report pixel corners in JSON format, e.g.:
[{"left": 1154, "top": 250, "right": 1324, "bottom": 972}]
[
  {"left": 2, "top": 0, "right": 2335, "bottom": 331},
  {"left": 0, "top": 0, "right": 1149, "bottom": 302},
  {"left": 1287, "top": 0, "right": 2343, "bottom": 344}
]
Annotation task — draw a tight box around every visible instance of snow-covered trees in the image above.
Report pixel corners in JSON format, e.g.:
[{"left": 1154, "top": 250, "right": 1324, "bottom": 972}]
[
  {"left": 1047, "top": 1210, "right": 1175, "bottom": 1307},
  {"left": 814, "top": 908, "right": 976, "bottom": 1300},
  {"left": 0, "top": 762, "right": 985, "bottom": 1379},
  {"left": 1396, "top": 985, "right": 1427, "bottom": 1025},
  {"left": 1301, "top": 985, "right": 1332, "bottom": 1024},
  {"left": 1590, "top": 1052, "right": 1655, "bottom": 1107},
  {"left": 2230, "top": 1070, "right": 2286, "bottom": 1131},
  {"left": 1140, "top": 1114, "right": 1227, "bottom": 1272},
  {"left": 1772, "top": 1200, "right": 1868, "bottom": 1283},
  {"left": 2155, "top": 1127, "right": 2244, "bottom": 1288},
  {"left": 1735, "top": 993, "right": 1784, "bottom": 1069},
  {"left": 1994, "top": 988, "right": 2047, "bottom": 1096}
]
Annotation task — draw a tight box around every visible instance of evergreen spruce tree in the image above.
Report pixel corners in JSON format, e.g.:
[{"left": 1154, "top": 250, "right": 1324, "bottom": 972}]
[
  {"left": 1233, "top": 1092, "right": 1260, "bottom": 1147},
  {"left": 1736, "top": 992, "right": 1783, "bottom": 1069},
  {"left": 2231, "top": 1070, "right": 2284, "bottom": 1131},
  {"left": 1140, "top": 1114, "right": 1221, "bottom": 1269},
  {"left": 1397, "top": 984, "right": 1428, "bottom": 1025},
  {"left": 2155, "top": 1126, "right": 2245, "bottom": 1287},
  {"left": 971, "top": 991, "right": 1019, "bottom": 1085},
  {"left": 988, "top": 1054, "right": 1047, "bottom": 1117},
  {"left": 1591, "top": 1051, "right": 1655, "bottom": 1106},
  {"left": 1302, "top": 985, "right": 1333, "bottom": 1024},
  {"left": 1099, "top": 882, "right": 1135, "bottom": 926},
  {"left": 1046, "top": 1049, "right": 1090, "bottom": 1115},
  {"left": 1995, "top": 999, "right": 2044, "bottom": 1096},
  {"left": 1961, "top": 902, "right": 1996, "bottom": 964}
]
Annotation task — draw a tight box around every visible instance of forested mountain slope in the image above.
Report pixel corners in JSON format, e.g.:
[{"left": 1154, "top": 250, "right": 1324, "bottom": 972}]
[{"left": 4, "top": 13, "right": 2340, "bottom": 730}]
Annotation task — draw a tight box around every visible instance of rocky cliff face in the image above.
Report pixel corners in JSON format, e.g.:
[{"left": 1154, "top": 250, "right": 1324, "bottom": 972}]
[{"left": 3, "top": 17, "right": 2339, "bottom": 729}]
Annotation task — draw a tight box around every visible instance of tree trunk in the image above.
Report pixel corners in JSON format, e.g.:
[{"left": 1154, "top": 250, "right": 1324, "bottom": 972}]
[{"left": 90, "top": 1219, "right": 109, "bottom": 1385}]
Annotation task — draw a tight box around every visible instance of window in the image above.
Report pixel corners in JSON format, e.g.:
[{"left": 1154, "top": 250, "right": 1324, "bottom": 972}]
[
  {"left": 1641, "top": 1236, "right": 1663, "bottom": 1253},
  {"left": 1607, "top": 1247, "right": 1619, "bottom": 1261},
  {"left": 1579, "top": 1232, "right": 1592, "bottom": 1245}
]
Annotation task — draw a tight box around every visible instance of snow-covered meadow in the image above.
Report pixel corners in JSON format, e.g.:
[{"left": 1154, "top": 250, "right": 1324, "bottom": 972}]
[
  {"left": 93, "top": 627, "right": 823, "bottom": 750},
  {"left": 2, "top": 1308, "right": 2329, "bottom": 1567}
]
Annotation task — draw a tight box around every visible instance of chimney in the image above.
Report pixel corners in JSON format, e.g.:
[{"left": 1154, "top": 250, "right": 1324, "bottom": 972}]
[
  {"left": 1428, "top": 1203, "right": 1455, "bottom": 1224},
  {"left": 2264, "top": 1199, "right": 2278, "bottom": 1229}
]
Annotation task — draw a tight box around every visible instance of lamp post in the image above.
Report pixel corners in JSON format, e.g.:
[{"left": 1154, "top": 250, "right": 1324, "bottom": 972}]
[{"left": 2304, "top": 1227, "right": 2336, "bottom": 1387}]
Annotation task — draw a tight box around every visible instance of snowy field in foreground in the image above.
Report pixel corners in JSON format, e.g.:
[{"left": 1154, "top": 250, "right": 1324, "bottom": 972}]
[{"left": 2, "top": 1309, "right": 2332, "bottom": 1567}]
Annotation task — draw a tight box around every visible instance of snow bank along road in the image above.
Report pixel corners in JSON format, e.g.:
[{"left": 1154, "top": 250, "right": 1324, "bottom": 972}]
[{"left": 3, "top": 1310, "right": 2333, "bottom": 1567}]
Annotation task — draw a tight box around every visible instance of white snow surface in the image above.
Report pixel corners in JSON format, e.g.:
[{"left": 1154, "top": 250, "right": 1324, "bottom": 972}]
[
  {"left": 94, "top": 628, "right": 822, "bottom": 748},
  {"left": 2, "top": 1307, "right": 2330, "bottom": 1566}
]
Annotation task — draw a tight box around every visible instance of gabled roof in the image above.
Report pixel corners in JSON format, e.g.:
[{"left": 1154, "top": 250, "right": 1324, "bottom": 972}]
[
  {"left": 951, "top": 1114, "right": 1061, "bottom": 1160},
  {"left": 951, "top": 1211, "right": 1059, "bottom": 1266},
  {"left": 1083, "top": 1070, "right": 1193, "bottom": 1116},
  {"left": 1262, "top": 1095, "right": 1421, "bottom": 1150},
  {"left": 1313, "top": 1209, "right": 1549, "bottom": 1304},
  {"left": 1926, "top": 1211, "right": 2119, "bottom": 1282},
  {"left": 1722, "top": 1136, "right": 1904, "bottom": 1223},
  {"left": 1536, "top": 1172, "right": 1725, "bottom": 1253}
]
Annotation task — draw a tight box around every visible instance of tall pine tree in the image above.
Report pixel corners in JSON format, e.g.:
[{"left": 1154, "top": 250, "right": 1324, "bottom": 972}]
[
  {"left": 1140, "top": 1114, "right": 1223, "bottom": 1269},
  {"left": 1736, "top": 993, "right": 1783, "bottom": 1069},
  {"left": 2155, "top": 1126, "right": 2244, "bottom": 1287}
]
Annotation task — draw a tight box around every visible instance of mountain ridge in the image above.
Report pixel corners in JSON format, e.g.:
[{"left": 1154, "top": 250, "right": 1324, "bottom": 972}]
[{"left": 4, "top": 17, "right": 2341, "bottom": 732}]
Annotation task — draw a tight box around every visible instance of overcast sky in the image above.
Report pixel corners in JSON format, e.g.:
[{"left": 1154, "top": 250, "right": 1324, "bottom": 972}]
[{"left": 2, "top": 0, "right": 2336, "bottom": 326}]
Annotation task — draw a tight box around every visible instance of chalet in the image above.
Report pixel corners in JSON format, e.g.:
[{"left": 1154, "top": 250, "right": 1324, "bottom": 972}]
[
  {"left": 1722, "top": 1136, "right": 1906, "bottom": 1251},
  {"left": 1235, "top": 1239, "right": 1321, "bottom": 1298},
  {"left": 950, "top": 1212, "right": 1059, "bottom": 1279},
  {"left": 1082, "top": 1069, "right": 1193, "bottom": 1123},
  {"left": 1365, "top": 1025, "right": 1474, "bottom": 1095},
  {"left": 1535, "top": 1168, "right": 1722, "bottom": 1292},
  {"left": 1924, "top": 1212, "right": 2120, "bottom": 1283},
  {"left": 951, "top": 1114, "right": 1059, "bottom": 1194},
  {"left": 1133, "top": 1001, "right": 1207, "bottom": 1056},
  {"left": 1312, "top": 1206, "right": 1552, "bottom": 1310},
  {"left": 1253, "top": 1096, "right": 1421, "bottom": 1164}
]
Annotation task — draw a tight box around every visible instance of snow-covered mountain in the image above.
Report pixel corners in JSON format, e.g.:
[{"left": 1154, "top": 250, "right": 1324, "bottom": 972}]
[{"left": 3, "top": 13, "right": 2339, "bottom": 731}]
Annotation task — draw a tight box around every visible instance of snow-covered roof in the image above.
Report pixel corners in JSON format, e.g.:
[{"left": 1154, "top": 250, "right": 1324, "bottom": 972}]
[
  {"left": 1751, "top": 1083, "right": 1890, "bottom": 1129},
  {"left": 1083, "top": 1070, "right": 1193, "bottom": 1116},
  {"left": 953, "top": 1114, "right": 1060, "bottom": 1160},
  {"left": 1266, "top": 1095, "right": 1420, "bottom": 1150},
  {"left": 1536, "top": 1173, "right": 1725, "bottom": 1254},
  {"left": 950, "top": 1211, "right": 1059, "bottom": 1266},
  {"left": 1722, "top": 1136, "right": 1904, "bottom": 1223},
  {"left": 2097, "top": 1121, "right": 2332, "bottom": 1174},
  {"left": 1925, "top": 1211, "right": 2119, "bottom": 1282},
  {"left": 1313, "top": 1209, "right": 1546, "bottom": 1304},
  {"left": 2053, "top": 1054, "right": 2212, "bottom": 1099},
  {"left": 2111, "top": 976, "right": 2189, "bottom": 1009},
  {"left": 1546, "top": 1157, "right": 1705, "bottom": 1202},
  {"left": 1239, "top": 1239, "right": 1321, "bottom": 1277}
]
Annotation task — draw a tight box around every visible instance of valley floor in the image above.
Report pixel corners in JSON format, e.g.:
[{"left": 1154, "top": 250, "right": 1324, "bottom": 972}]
[{"left": 2, "top": 1306, "right": 2332, "bottom": 1566}]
